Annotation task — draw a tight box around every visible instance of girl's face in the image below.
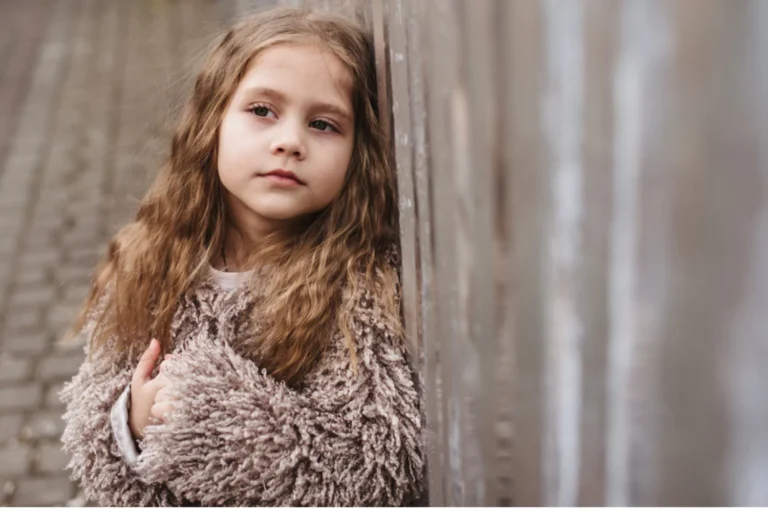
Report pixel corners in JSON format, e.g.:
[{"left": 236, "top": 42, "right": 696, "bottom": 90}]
[{"left": 217, "top": 43, "right": 356, "bottom": 239}]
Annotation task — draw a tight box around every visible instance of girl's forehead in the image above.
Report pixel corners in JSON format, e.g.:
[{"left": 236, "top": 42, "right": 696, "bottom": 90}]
[{"left": 238, "top": 43, "right": 354, "bottom": 97}]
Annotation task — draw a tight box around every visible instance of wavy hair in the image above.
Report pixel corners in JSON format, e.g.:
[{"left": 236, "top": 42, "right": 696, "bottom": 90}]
[{"left": 72, "top": 6, "right": 401, "bottom": 386}]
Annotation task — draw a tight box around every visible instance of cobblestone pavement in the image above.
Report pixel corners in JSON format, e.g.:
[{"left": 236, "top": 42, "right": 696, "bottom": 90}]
[{"left": 0, "top": 0, "right": 223, "bottom": 505}]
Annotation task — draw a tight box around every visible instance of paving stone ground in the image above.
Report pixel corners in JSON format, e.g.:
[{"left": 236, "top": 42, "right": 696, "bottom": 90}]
[{"left": 0, "top": 0, "right": 224, "bottom": 505}]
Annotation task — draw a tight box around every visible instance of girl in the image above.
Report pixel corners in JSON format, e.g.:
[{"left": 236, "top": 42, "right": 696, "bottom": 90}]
[{"left": 59, "top": 6, "right": 423, "bottom": 507}]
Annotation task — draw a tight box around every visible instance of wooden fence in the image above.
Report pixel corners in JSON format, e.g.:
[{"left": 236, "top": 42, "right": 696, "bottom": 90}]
[{"left": 226, "top": 0, "right": 768, "bottom": 506}]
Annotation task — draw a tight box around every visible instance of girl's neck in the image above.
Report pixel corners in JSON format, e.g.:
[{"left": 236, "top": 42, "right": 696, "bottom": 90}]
[
  {"left": 217, "top": 231, "right": 251, "bottom": 272},
  {"left": 217, "top": 224, "right": 285, "bottom": 272},
  {"left": 216, "top": 214, "right": 306, "bottom": 272}
]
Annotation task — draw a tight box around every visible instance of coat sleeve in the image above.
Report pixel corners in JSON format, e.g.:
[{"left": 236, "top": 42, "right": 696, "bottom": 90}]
[
  {"left": 59, "top": 329, "right": 182, "bottom": 507},
  {"left": 134, "top": 301, "right": 425, "bottom": 507}
]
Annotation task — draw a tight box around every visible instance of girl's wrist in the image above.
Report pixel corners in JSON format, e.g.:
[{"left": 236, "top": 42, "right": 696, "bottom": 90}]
[{"left": 128, "top": 415, "right": 142, "bottom": 440}]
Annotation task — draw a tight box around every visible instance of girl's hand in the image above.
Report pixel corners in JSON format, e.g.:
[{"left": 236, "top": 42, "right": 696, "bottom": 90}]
[
  {"left": 129, "top": 339, "right": 171, "bottom": 440},
  {"left": 150, "top": 355, "right": 179, "bottom": 423}
]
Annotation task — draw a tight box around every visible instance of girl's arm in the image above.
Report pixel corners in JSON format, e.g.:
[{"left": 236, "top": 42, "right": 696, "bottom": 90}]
[
  {"left": 59, "top": 330, "right": 182, "bottom": 507},
  {"left": 135, "top": 296, "right": 425, "bottom": 507}
]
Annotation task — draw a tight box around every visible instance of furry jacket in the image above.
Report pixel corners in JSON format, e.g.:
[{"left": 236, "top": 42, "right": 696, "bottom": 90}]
[{"left": 59, "top": 270, "right": 424, "bottom": 507}]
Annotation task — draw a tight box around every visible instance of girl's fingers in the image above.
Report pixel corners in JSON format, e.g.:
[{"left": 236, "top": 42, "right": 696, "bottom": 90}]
[
  {"left": 146, "top": 372, "right": 171, "bottom": 396},
  {"left": 150, "top": 401, "right": 175, "bottom": 422},
  {"left": 132, "top": 339, "right": 161, "bottom": 387},
  {"left": 154, "top": 385, "right": 176, "bottom": 404},
  {"left": 150, "top": 403, "right": 165, "bottom": 422}
]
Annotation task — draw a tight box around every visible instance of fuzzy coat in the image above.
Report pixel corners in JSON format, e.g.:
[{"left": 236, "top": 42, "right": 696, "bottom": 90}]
[{"left": 59, "top": 272, "right": 424, "bottom": 507}]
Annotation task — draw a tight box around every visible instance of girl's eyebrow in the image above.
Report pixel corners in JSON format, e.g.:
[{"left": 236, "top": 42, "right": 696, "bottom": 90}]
[
  {"left": 242, "top": 86, "right": 352, "bottom": 123},
  {"left": 242, "top": 86, "right": 287, "bottom": 103},
  {"left": 310, "top": 102, "right": 353, "bottom": 124}
]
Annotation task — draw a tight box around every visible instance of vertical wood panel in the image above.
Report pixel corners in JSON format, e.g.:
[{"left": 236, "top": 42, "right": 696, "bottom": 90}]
[
  {"left": 402, "top": 0, "right": 446, "bottom": 505},
  {"left": 725, "top": 4, "right": 768, "bottom": 504},
  {"left": 462, "top": 0, "right": 503, "bottom": 504},
  {"left": 576, "top": 0, "right": 616, "bottom": 505},
  {"left": 384, "top": 1, "right": 433, "bottom": 506},
  {"left": 503, "top": 0, "right": 547, "bottom": 506},
  {"left": 422, "top": 0, "right": 466, "bottom": 504}
]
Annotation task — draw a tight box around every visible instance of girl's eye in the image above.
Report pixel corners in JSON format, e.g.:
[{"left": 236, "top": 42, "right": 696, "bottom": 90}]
[
  {"left": 309, "top": 120, "right": 338, "bottom": 133},
  {"left": 249, "top": 105, "right": 275, "bottom": 118}
]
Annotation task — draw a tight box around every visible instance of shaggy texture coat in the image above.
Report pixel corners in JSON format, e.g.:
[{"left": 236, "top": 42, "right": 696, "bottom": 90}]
[{"left": 59, "top": 272, "right": 424, "bottom": 507}]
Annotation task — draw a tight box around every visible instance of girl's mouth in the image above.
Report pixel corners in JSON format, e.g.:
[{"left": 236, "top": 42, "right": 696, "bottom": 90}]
[{"left": 260, "top": 169, "right": 304, "bottom": 185}]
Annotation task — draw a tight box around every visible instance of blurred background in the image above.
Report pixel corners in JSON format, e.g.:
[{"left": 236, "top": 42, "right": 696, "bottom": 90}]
[
  {"left": 0, "top": 0, "right": 224, "bottom": 505},
  {"left": 1, "top": 0, "right": 767, "bottom": 507}
]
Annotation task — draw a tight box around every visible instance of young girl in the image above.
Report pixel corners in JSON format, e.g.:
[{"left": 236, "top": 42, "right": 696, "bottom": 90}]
[{"left": 59, "top": 6, "right": 423, "bottom": 507}]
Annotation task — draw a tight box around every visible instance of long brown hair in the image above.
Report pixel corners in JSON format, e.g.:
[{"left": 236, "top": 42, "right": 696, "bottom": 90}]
[{"left": 72, "top": 7, "right": 400, "bottom": 386}]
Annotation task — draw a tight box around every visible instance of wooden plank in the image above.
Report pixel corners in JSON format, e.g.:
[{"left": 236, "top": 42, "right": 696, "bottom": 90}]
[
  {"left": 655, "top": 0, "right": 746, "bottom": 504},
  {"left": 401, "top": 0, "right": 444, "bottom": 505},
  {"left": 385, "top": 0, "right": 417, "bottom": 380},
  {"left": 461, "top": 0, "right": 500, "bottom": 505},
  {"left": 370, "top": 0, "right": 390, "bottom": 146},
  {"left": 575, "top": 0, "right": 617, "bottom": 505},
  {"left": 501, "top": 0, "right": 547, "bottom": 505},
  {"left": 492, "top": 2, "right": 514, "bottom": 503},
  {"left": 422, "top": 0, "right": 467, "bottom": 504},
  {"left": 445, "top": 6, "right": 485, "bottom": 506},
  {"left": 539, "top": 0, "right": 588, "bottom": 505}
]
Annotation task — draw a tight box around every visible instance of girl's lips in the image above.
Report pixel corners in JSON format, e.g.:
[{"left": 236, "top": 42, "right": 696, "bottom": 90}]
[{"left": 260, "top": 169, "right": 304, "bottom": 185}]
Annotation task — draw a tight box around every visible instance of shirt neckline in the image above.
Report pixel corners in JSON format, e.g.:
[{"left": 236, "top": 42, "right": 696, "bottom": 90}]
[{"left": 208, "top": 264, "right": 254, "bottom": 292}]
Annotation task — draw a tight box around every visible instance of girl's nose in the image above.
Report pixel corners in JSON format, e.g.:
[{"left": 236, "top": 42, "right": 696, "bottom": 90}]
[{"left": 270, "top": 124, "right": 306, "bottom": 159}]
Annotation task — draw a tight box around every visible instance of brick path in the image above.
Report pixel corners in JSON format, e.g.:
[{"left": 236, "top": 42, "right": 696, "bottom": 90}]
[{"left": 0, "top": 0, "right": 223, "bottom": 505}]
